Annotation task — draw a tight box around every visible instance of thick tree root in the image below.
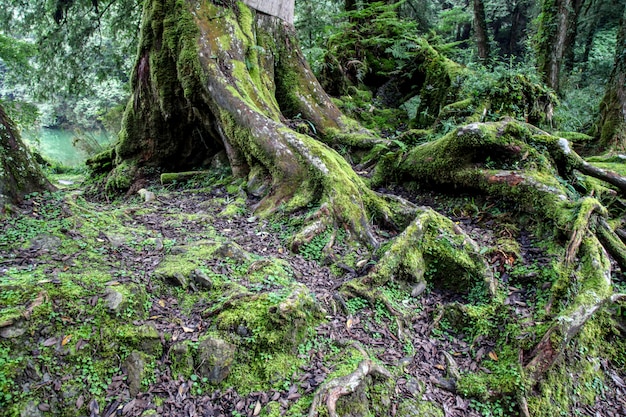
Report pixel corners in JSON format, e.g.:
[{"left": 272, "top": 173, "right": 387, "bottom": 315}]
[
  {"left": 565, "top": 198, "right": 606, "bottom": 266},
  {"left": 596, "top": 218, "right": 626, "bottom": 271},
  {"left": 526, "top": 237, "right": 618, "bottom": 376},
  {"left": 307, "top": 359, "right": 391, "bottom": 417}
]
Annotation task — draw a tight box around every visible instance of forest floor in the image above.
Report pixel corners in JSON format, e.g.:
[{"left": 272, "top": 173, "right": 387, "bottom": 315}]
[{"left": 1, "top": 170, "right": 625, "bottom": 417}]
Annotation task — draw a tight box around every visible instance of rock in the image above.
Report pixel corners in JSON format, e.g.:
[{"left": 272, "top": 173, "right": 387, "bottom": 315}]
[
  {"left": 134, "top": 323, "right": 162, "bottom": 356},
  {"left": 29, "top": 235, "right": 62, "bottom": 251},
  {"left": 1, "top": 323, "right": 26, "bottom": 338},
  {"left": 106, "top": 234, "right": 126, "bottom": 249},
  {"left": 411, "top": 281, "right": 427, "bottom": 297},
  {"left": 405, "top": 378, "right": 422, "bottom": 396},
  {"left": 137, "top": 188, "right": 156, "bottom": 203},
  {"left": 216, "top": 241, "right": 250, "bottom": 261},
  {"left": 210, "top": 150, "right": 230, "bottom": 169},
  {"left": 190, "top": 269, "right": 213, "bottom": 290},
  {"left": 396, "top": 399, "right": 444, "bottom": 417},
  {"left": 246, "top": 165, "right": 269, "bottom": 197},
  {"left": 167, "top": 272, "right": 188, "bottom": 288},
  {"left": 20, "top": 401, "right": 43, "bottom": 417},
  {"left": 104, "top": 288, "right": 125, "bottom": 313},
  {"left": 123, "top": 351, "right": 147, "bottom": 397},
  {"left": 197, "top": 337, "right": 236, "bottom": 384}
]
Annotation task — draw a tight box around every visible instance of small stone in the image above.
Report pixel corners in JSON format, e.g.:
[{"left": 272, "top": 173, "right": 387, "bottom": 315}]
[
  {"left": 411, "top": 282, "right": 427, "bottom": 297},
  {"left": 190, "top": 269, "right": 213, "bottom": 290},
  {"left": 210, "top": 151, "right": 229, "bottom": 169},
  {"left": 29, "top": 235, "right": 62, "bottom": 251},
  {"left": 123, "top": 351, "right": 147, "bottom": 397},
  {"left": 405, "top": 378, "right": 422, "bottom": 396},
  {"left": 1, "top": 324, "right": 26, "bottom": 339},
  {"left": 197, "top": 337, "right": 236, "bottom": 384},
  {"left": 106, "top": 234, "right": 126, "bottom": 249},
  {"left": 104, "top": 288, "right": 125, "bottom": 313},
  {"left": 236, "top": 325, "right": 249, "bottom": 337},
  {"left": 20, "top": 401, "right": 43, "bottom": 417},
  {"left": 137, "top": 188, "right": 156, "bottom": 203}
]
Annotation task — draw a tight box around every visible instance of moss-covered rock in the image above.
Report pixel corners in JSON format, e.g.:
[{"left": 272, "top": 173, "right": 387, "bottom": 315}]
[{"left": 197, "top": 336, "right": 236, "bottom": 384}]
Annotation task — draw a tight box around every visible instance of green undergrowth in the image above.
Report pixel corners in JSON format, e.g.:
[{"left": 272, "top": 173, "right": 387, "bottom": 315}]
[{"left": 0, "top": 177, "right": 326, "bottom": 414}]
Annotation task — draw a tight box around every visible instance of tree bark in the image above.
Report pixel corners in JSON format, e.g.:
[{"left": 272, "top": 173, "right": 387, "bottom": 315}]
[
  {"left": 536, "top": 0, "right": 584, "bottom": 92},
  {"left": 0, "top": 104, "right": 54, "bottom": 211},
  {"left": 473, "top": 0, "right": 490, "bottom": 61},
  {"left": 594, "top": 6, "right": 626, "bottom": 149},
  {"left": 98, "top": 0, "right": 391, "bottom": 246}
]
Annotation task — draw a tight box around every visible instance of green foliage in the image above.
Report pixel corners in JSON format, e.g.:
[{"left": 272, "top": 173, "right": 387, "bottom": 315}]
[
  {"left": 322, "top": 1, "right": 421, "bottom": 87},
  {"left": 460, "top": 60, "right": 557, "bottom": 126},
  {"left": 0, "top": 346, "right": 22, "bottom": 407},
  {"left": 0, "top": 191, "right": 72, "bottom": 248}
]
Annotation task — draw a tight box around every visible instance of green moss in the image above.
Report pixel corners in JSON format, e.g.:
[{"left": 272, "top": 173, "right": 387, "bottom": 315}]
[
  {"left": 215, "top": 283, "right": 319, "bottom": 351},
  {"left": 105, "top": 159, "right": 137, "bottom": 192},
  {"left": 115, "top": 323, "right": 163, "bottom": 357}
]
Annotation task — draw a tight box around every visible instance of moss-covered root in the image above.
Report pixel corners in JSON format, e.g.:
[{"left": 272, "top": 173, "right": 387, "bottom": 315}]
[
  {"left": 564, "top": 198, "right": 606, "bottom": 266},
  {"left": 596, "top": 218, "right": 626, "bottom": 271},
  {"left": 307, "top": 359, "right": 391, "bottom": 417},
  {"left": 364, "top": 207, "right": 496, "bottom": 296},
  {"left": 526, "top": 236, "right": 615, "bottom": 378}
]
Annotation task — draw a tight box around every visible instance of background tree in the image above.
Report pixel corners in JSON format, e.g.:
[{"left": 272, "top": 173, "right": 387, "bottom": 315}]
[
  {"left": 0, "top": 105, "right": 54, "bottom": 209},
  {"left": 594, "top": 6, "right": 626, "bottom": 149},
  {"left": 473, "top": 0, "right": 490, "bottom": 60},
  {"left": 0, "top": 0, "right": 141, "bottom": 130},
  {"left": 535, "top": 0, "right": 585, "bottom": 92},
  {"left": 0, "top": 35, "right": 53, "bottom": 209}
]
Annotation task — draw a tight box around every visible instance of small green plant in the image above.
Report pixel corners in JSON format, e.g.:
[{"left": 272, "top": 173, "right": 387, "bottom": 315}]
[{"left": 345, "top": 296, "right": 368, "bottom": 315}]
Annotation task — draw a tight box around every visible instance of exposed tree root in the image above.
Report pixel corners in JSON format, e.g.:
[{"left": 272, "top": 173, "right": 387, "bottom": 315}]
[
  {"left": 307, "top": 359, "right": 391, "bottom": 417},
  {"left": 565, "top": 198, "right": 606, "bottom": 266},
  {"left": 596, "top": 218, "right": 626, "bottom": 271},
  {"left": 526, "top": 237, "right": 618, "bottom": 376}
]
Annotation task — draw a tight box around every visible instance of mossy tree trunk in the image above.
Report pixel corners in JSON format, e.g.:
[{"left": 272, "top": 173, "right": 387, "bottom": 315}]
[
  {"left": 594, "top": 6, "right": 626, "bottom": 150},
  {"left": 535, "top": 0, "right": 584, "bottom": 92},
  {"left": 97, "top": 0, "right": 391, "bottom": 245},
  {"left": 0, "top": 104, "right": 54, "bottom": 211}
]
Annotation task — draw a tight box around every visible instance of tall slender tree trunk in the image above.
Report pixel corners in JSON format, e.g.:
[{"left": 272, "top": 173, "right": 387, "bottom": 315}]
[
  {"left": 473, "top": 0, "right": 490, "bottom": 61},
  {"left": 0, "top": 104, "right": 54, "bottom": 210},
  {"left": 536, "top": 0, "right": 584, "bottom": 91},
  {"left": 595, "top": 7, "right": 626, "bottom": 149}
]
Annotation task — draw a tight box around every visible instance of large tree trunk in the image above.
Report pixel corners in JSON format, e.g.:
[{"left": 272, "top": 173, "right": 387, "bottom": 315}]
[
  {"left": 594, "top": 6, "right": 626, "bottom": 150},
  {"left": 0, "top": 104, "right": 54, "bottom": 211},
  {"left": 536, "top": 0, "right": 584, "bottom": 92},
  {"left": 96, "top": 0, "right": 391, "bottom": 246}
]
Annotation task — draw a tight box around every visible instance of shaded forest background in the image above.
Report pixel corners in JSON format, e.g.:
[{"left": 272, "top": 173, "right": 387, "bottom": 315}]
[{"left": 0, "top": 0, "right": 623, "bottom": 147}]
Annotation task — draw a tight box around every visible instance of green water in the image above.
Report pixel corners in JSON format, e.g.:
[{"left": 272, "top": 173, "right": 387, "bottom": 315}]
[{"left": 25, "top": 128, "right": 113, "bottom": 167}]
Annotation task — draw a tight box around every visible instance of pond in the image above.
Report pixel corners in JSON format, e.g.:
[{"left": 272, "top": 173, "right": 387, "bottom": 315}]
[{"left": 24, "top": 128, "right": 113, "bottom": 167}]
